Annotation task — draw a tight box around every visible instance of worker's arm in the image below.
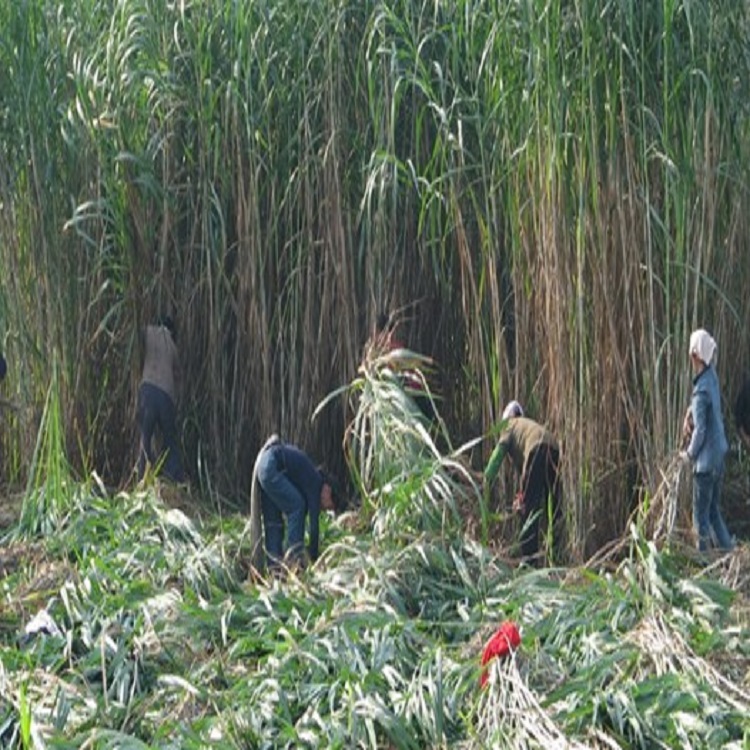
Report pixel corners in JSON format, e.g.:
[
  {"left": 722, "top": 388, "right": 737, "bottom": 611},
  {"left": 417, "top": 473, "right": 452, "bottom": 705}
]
[
  {"left": 681, "top": 406, "right": 693, "bottom": 448},
  {"left": 686, "top": 392, "right": 708, "bottom": 461}
]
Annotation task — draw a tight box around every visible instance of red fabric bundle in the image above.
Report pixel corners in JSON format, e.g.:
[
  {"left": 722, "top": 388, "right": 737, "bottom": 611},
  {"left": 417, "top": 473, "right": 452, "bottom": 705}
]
[{"left": 480, "top": 621, "right": 521, "bottom": 687}]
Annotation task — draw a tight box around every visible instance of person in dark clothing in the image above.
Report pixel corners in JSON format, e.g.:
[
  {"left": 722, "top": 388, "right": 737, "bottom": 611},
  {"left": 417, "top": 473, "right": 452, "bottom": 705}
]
[
  {"left": 734, "top": 377, "right": 750, "bottom": 452},
  {"left": 250, "top": 435, "right": 338, "bottom": 569},
  {"left": 136, "top": 316, "right": 185, "bottom": 482},
  {"left": 484, "top": 400, "right": 562, "bottom": 564}
]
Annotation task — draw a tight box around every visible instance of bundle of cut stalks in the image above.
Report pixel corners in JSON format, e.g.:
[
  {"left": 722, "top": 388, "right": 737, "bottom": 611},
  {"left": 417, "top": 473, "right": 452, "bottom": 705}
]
[
  {"left": 640, "top": 452, "right": 692, "bottom": 546},
  {"left": 479, "top": 656, "right": 603, "bottom": 750}
]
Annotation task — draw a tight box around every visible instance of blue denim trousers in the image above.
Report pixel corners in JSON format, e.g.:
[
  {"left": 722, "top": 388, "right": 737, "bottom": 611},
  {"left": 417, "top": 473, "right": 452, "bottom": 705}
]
[
  {"left": 257, "top": 445, "right": 306, "bottom": 565},
  {"left": 692, "top": 467, "right": 733, "bottom": 552}
]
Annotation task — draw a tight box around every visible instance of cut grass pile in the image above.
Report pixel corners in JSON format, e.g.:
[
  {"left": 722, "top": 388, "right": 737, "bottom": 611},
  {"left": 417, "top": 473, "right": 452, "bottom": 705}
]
[{"left": 0, "top": 480, "right": 748, "bottom": 749}]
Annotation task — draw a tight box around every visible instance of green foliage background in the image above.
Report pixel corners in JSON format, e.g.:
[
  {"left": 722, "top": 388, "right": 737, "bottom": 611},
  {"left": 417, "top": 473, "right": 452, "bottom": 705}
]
[{"left": 1, "top": 0, "right": 749, "bottom": 556}]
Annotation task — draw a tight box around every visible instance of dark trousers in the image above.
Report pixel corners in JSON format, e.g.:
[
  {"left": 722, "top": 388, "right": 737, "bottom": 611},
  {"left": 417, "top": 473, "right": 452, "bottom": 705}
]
[
  {"left": 520, "top": 445, "right": 561, "bottom": 562},
  {"left": 136, "top": 382, "right": 185, "bottom": 482}
]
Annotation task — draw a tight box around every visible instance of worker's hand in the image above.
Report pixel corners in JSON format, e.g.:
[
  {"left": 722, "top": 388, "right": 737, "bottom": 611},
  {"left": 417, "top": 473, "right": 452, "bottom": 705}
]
[
  {"left": 512, "top": 492, "right": 525, "bottom": 514},
  {"left": 678, "top": 450, "right": 691, "bottom": 465}
]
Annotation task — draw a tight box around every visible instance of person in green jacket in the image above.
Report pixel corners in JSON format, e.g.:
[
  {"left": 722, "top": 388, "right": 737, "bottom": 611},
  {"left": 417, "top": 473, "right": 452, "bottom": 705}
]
[{"left": 485, "top": 400, "right": 562, "bottom": 564}]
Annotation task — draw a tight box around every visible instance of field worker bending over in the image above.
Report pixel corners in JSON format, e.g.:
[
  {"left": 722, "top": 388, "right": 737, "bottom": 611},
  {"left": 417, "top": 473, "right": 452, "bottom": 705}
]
[
  {"left": 0, "top": 351, "right": 6, "bottom": 380},
  {"left": 485, "top": 400, "right": 562, "bottom": 564},
  {"left": 136, "top": 316, "right": 185, "bottom": 483},
  {"left": 250, "top": 435, "right": 339, "bottom": 571},
  {"left": 679, "top": 329, "right": 734, "bottom": 553}
]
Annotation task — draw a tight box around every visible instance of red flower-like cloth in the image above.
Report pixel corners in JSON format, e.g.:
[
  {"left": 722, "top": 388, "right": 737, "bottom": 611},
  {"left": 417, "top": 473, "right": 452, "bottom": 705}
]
[{"left": 480, "top": 621, "right": 521, "bottom": 687}]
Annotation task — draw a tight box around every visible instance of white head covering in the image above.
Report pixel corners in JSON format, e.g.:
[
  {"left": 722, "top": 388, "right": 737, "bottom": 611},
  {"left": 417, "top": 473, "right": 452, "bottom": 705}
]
[
  {"left": 689, "top": 328, "right": 717, "bottom": 365},
  {"left": 502, "top": 400, "right": 524, "bottom": 420}
]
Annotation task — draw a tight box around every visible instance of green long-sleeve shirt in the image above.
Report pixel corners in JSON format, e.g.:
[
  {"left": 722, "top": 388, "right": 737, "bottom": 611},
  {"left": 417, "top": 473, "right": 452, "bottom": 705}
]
[{"left": 485, "top": 417, "right": 558, "bottom": 485}]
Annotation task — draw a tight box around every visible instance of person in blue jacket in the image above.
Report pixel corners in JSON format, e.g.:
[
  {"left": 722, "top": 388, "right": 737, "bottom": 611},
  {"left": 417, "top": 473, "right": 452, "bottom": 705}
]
[
  {"left": 679, "top": 328, "right": 734, "bottom": 552},
  {"left": 250, "top": 435, "right": 339, "bottom": 569}
]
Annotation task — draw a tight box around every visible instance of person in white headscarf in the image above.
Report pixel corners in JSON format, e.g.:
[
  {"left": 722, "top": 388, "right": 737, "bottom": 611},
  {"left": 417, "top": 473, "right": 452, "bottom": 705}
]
[
  {"left": 679, "top": 329, "right": 734, "bottom": 552},
  {"left": 485, "top": 400, "right": 562, "bottom": 564}
]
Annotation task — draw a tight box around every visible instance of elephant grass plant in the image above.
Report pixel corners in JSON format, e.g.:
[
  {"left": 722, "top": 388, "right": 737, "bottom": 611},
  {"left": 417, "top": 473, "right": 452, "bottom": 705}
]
[
  {"left": 16, "top": 358, "right": 73, "bottom": 539},
  {"left": 318, "top": 326, "right": 484, "bottom": 544},
  {"left": 1, "top": 0, "right": 750, "bottom": 562}
]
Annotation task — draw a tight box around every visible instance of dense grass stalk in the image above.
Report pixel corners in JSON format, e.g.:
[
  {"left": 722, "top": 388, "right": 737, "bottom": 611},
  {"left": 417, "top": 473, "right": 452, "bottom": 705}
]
[{"left": 17, "top": 357, "right": 72, "bottom": 538}]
